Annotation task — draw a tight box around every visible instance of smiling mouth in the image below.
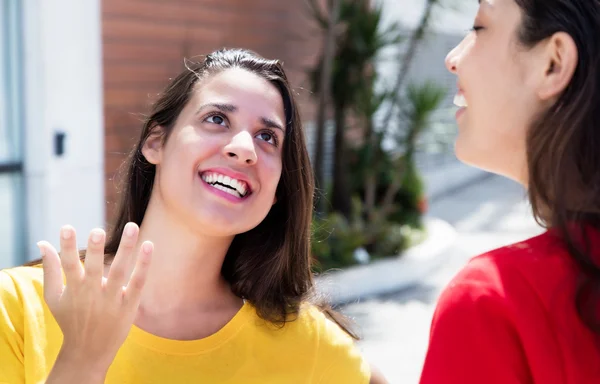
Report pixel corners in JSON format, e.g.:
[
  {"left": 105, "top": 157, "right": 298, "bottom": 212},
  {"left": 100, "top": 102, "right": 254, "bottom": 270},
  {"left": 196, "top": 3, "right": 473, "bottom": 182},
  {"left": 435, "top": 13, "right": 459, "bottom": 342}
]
[
  {"left": 453, "top": 93, "right": 468, "bottom": 108},
  {"left": 200, "top": 171, "right": 251, "bottom": 198}
]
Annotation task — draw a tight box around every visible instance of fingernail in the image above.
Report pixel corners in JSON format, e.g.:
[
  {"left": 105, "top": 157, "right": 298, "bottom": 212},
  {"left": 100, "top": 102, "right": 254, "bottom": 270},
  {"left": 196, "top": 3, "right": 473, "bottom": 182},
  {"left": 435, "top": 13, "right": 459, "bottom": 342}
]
[
  {"left": 142, "top": 242, "right": 153, "bottom": 254},
  {"left": 125, "top": 223, "right": 135, "bottom": 238},
  {"left": 37, "top": 242, "right": 46, "bottom": 257},
  {"left": 91, "top": 230, "right": 103, "bottom": 244},
  {"left": 61, "top": 228, "right": 72, "bottom": 240}
]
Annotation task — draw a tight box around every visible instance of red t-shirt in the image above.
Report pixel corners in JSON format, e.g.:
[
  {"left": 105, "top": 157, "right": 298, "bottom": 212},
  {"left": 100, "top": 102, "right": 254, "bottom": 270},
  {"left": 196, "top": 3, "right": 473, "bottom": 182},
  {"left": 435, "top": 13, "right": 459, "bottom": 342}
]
[{"left": 420, "top": 231, "right": 600, "bottom": 384}]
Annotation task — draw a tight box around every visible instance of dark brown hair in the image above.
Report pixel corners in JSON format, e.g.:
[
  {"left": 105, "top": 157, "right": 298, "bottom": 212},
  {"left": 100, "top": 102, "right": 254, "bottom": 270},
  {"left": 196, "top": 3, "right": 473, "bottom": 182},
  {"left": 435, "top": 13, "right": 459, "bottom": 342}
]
[
  {"left": 99, "top": 48, "right": 356, "bottom": 337},
  {"left": 516, "top": 0, "right": 600, "bottom": 333}
]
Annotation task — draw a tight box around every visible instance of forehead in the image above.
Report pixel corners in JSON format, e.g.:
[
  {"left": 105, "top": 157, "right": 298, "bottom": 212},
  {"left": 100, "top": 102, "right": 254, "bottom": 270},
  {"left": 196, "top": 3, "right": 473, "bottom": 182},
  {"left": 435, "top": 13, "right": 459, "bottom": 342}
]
[
  {"left": 478, "top": 0, "right": 518, "bottom": 13},
  {"left": 196, "top": 68, "right": 282, "bottom": 103},
  {"left": 477, "top": 0, "right": 524, "bottom": 36}
]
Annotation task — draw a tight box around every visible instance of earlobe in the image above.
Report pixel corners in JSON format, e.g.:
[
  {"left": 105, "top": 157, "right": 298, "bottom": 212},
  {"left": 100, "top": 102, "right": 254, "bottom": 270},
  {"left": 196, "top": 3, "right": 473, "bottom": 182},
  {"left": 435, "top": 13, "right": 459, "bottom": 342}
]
[
  {"left": 141, "top": 129, "right": 164, "bottom": 165},
  {"left": 538, "top": 32, "right": 578, "bottom": 101}
]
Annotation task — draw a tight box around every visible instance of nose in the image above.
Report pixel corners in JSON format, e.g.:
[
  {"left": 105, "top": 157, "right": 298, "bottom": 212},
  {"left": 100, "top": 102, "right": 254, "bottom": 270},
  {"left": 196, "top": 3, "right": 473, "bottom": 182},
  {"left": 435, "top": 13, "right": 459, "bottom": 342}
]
[
  {"left": 445, "top": 45, "right": 459, "bottom": 74},
  {"left": 223, "top": 131, "right": 258, "bottom": 165}
]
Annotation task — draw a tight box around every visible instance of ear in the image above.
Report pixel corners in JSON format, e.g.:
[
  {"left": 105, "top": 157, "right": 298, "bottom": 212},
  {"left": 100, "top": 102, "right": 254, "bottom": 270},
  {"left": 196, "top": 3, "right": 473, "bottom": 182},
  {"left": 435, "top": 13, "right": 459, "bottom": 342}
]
[
  {"left": 537, "top": 32, "right": 578, "bottom": 101},
  {"left": 141, "top": 127, "right": 165, "bottom": 165}
]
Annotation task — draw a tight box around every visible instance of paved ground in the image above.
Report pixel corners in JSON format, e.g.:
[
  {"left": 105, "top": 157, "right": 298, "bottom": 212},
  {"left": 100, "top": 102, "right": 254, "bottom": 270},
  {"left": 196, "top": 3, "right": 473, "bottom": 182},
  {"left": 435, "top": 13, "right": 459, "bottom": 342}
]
[{"left": 341, "top": 175, "right": 545, "bottom": 383}]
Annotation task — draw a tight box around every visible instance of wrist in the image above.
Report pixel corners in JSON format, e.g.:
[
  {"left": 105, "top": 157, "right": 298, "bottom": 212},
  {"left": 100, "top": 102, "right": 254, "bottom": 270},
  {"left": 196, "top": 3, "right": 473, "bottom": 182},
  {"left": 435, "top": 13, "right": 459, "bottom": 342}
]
[{"left": 50, "top": 346, "right": 111, "bottom": 383}]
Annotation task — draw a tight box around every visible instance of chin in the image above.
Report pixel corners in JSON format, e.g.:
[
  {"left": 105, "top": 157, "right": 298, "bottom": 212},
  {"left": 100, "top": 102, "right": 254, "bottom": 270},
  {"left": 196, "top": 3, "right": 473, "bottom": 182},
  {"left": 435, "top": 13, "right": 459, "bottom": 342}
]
[
  {"left": 454, "top": 141, "right": 527, "bottom": 186},
  {"left": 453, "top": 137, "right": 478, "bottom": 166},
  {"left": 454, "top": 139, "right": 495, "bottom": 172}
]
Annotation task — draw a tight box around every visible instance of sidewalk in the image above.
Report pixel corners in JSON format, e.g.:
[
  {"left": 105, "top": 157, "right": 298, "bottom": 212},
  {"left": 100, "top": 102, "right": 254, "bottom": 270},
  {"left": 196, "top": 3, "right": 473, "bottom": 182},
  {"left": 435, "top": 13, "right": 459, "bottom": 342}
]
[
  {"left": 315, "top": 159, "right": 490, "bottom": 305},
  {"left": 316, "top": 217, "right": 456, "bottom": 304}
]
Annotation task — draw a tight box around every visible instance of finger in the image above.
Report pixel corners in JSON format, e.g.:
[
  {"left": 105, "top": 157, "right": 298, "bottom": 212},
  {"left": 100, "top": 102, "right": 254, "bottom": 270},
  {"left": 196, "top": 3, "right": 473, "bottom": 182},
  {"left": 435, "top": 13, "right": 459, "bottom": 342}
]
[
  {"left": 106, "top": 222, "right": 139, "bottom": 293},
  {"left": 39, "top": 241, "right": 63, "bottom": 309},
  {"left": 83, "top": 228, "right": 106, "bottom": 286},
  {"left": 58, "top": 226, "right": 84, "bottom": 285},
  {"left": 123, "top": 241, "right": 153, "bottom": 307}
]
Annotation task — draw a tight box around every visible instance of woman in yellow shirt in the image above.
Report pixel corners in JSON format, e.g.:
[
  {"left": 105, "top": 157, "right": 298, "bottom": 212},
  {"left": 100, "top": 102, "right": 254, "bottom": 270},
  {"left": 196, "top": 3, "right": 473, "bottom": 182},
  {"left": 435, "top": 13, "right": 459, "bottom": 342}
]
[{"left": 0, "top": 48, "right": 383, "bottom": 383}]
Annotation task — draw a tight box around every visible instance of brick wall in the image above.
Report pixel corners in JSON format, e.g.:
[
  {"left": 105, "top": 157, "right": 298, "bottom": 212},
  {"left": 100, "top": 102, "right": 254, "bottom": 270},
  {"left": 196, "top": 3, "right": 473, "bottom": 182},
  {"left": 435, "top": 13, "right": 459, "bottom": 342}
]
[{"left": 102, "top": 0, "right": 323, "bottom": 222}]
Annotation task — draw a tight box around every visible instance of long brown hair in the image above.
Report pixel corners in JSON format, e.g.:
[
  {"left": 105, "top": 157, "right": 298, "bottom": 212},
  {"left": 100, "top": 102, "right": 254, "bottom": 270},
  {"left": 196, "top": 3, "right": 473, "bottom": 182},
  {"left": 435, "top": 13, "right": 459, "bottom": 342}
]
[
  {"left": 52, "top": 48, "right": 355, "bottom": 337},
  {"left": 515, "top": 0, "right": 600, "bottom": 333}
]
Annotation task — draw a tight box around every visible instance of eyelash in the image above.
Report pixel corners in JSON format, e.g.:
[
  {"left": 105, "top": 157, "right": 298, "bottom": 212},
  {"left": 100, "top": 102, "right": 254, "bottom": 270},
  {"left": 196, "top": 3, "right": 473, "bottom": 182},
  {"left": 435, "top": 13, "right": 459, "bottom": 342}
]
[
  {"left": 471, "top": 26, "right": 484, "bottom": 32},
  {"left": 259, "top": 129, "right": 279, "bottom": 147},
  {"left": 204, "top": 112, "right": 227, "bottom": 126},
  {"left": 203, "top": 112, "right": 280, "bottom": 147}
]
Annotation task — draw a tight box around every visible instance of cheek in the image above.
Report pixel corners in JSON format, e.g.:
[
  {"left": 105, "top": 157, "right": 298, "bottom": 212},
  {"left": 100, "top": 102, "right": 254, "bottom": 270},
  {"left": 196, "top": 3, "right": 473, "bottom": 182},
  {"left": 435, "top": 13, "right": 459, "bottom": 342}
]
[
  {"left": 259, "top": 154, "right": 283, "bottom": 192},
  {"left": 181, "top": 132, "right": 222, "bottom": 165}
]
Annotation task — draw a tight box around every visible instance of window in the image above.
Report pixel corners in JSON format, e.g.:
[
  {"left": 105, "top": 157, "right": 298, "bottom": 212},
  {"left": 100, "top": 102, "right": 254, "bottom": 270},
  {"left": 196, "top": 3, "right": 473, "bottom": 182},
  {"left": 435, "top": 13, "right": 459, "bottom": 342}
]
[{"left": 0, "top": 0, "right": 25, "bottom": 268}]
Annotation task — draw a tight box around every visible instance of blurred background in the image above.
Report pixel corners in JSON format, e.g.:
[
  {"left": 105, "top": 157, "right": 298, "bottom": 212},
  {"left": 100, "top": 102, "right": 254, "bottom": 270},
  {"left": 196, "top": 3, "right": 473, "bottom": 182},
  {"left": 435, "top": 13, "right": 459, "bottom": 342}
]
[{"left": 0, "top": 0, "right": 545, "bottom": 381}]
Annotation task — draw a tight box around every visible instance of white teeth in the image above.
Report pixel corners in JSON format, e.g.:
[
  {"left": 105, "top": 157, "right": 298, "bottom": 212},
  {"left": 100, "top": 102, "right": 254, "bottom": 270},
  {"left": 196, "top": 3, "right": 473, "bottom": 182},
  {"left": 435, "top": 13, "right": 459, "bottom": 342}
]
[
  {"left": 201, "top": 172, "right": 249, "bottom": 197},
  {"left": 453, "top": 94, "right": 468, "bottom": 108},
  {"left": 213, "top": 183, "right": 239, "bottom": 197}
]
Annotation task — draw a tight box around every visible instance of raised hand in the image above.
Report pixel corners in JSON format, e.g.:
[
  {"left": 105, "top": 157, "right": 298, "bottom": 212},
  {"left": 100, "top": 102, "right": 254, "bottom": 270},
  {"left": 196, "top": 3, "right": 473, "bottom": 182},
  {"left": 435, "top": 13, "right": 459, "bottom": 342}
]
[{"left": 38, "top": 222, "right": 153, "bottom": 382}]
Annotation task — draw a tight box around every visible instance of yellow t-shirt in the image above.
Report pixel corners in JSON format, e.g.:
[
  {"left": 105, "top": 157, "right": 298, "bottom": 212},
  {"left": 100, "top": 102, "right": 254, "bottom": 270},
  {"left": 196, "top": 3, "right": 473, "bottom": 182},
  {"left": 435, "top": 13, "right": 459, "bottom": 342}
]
[{"left": 0, "top": 266, "right": 370, "bottom": 383}]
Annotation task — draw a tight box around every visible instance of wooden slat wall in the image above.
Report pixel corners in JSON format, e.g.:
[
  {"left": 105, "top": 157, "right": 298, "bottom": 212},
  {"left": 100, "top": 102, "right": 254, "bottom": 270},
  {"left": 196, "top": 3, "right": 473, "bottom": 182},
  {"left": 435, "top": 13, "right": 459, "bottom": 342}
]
[{"left": 103, "top": 0, "right": 322, "bottom": 222}]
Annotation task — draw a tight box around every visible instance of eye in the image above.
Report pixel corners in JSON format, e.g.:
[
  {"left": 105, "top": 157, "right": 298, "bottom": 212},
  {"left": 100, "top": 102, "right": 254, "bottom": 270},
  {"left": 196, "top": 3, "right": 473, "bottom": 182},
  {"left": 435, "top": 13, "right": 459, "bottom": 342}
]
[
  {"left": 471, "top": 25, "right": 484, "bottom": 32},
  {"left": 256, "top": 130, "right": 279, "bottom": 146},
  {"left": 205, "top": 113, "right": 227, "bottom": 126}
]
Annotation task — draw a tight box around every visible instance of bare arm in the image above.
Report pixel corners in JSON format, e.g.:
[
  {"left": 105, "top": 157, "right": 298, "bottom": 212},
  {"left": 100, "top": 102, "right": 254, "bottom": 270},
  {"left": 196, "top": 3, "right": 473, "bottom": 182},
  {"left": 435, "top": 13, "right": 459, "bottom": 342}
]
[{"left": 46, "top": 348, "right": 108, "bottom": 384}]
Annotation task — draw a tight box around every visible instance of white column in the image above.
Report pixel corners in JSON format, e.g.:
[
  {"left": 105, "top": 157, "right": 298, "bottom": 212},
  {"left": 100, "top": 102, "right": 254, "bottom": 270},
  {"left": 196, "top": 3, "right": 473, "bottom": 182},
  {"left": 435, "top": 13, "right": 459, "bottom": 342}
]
[{"left": 22, "top": 0, "right": 104, "bottom": 260}]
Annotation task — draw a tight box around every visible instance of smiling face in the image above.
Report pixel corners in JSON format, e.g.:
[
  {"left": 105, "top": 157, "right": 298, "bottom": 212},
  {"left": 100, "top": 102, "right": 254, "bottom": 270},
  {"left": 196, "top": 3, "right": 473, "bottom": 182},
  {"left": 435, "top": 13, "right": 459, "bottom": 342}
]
[
  {"left": 445, "top": 0, "right": 548, "bottom": 183},
  {"left": 142, "top": 67, "right": 286, "bottom": 237}
]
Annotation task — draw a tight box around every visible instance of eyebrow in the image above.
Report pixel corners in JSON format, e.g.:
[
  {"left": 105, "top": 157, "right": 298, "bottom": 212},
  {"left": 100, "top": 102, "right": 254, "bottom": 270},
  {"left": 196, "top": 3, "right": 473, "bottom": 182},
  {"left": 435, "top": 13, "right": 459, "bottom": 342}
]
[
  {"left": 196, "top": 103, "right": 237, "bottom": 114},
  {"left": 260, "top": 117, "right": 285, "bottom": 133},
  {"left": 196, "top": 102, "right": 285, "bottom": 132}
]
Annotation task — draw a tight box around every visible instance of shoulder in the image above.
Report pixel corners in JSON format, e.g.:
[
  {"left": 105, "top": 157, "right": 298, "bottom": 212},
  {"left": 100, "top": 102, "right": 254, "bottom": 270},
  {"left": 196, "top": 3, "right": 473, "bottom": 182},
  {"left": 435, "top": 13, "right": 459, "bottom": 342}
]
[
  {"left": 0, "top": 265, "right": 45, "bottom": 309},
  {"left": 293, "top": 304, "right": 370, "bottom": 383},
  {"left": 436, "top": 231, "right": 575, "bottom": 322},
  {"left": 1, "top": 265, "right": 45, "bottom": 293},
  {"left": 243, "top": 303, "right": 370, "bottom": 382},
  {"left": 422, "top": 231, "right": 589, "bottom": 383},
  {"left": 0, "top": 265, "right": 45, "bottom": 331},
  {"left": 453, "top": 230, "right": 575, "bottom": 291}
]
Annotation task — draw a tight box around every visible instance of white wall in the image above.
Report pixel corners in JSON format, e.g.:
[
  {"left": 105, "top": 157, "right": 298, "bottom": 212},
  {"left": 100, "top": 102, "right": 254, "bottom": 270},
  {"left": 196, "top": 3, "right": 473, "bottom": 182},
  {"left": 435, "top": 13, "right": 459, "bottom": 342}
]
[
  {"left": 377, "top": 0, "right": 478, "bottom": 34},
  {"left": 374, "top": 0, "right": 478, "bottom": 100},
  {"left": 22, "top": 0, "right": 104, "bottom": 261}
]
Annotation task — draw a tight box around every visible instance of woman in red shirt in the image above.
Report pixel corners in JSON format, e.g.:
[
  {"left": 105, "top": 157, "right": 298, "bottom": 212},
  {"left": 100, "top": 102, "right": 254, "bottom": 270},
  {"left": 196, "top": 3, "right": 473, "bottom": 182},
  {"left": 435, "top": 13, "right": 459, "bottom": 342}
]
[{"left": 420, "top": 0, "right": 600, "bottom": 383}]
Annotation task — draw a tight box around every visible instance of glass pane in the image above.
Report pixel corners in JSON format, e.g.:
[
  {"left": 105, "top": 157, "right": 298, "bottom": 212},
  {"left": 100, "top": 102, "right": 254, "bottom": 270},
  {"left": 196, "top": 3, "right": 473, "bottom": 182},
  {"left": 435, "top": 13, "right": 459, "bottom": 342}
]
[
  {"left": 0, "top": 0, "right": 22, "bottom": 163},
  {"left": 0, "top": 172, "right": 24, "bottom": 268}
]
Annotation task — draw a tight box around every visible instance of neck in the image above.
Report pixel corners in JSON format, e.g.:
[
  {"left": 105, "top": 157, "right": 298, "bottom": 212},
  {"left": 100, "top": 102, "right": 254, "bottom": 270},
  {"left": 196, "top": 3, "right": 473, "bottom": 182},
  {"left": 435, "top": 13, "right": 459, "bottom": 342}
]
[{"left": 131, "top": 196, "right": 241, "bottom": 317}]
